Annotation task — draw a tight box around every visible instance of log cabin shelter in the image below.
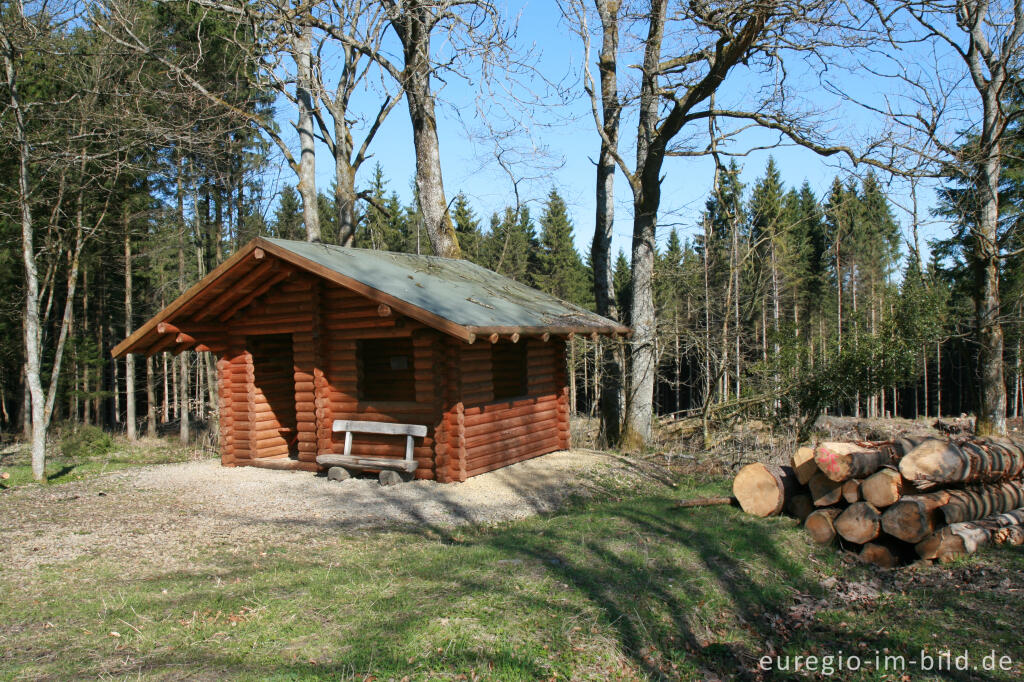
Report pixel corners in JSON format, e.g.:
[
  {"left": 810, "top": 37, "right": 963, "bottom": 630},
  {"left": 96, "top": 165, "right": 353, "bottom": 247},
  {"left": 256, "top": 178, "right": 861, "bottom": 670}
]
[{"left": 112, "top": 237, "right": 629, "bottom": 482}]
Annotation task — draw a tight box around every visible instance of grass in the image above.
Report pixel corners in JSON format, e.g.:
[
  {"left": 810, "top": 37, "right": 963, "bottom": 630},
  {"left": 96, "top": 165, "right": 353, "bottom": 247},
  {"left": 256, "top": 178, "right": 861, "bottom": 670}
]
[
  {"left": 0, "top": 429, "right": 199, "bottom": 488},
  {"left": 2, "top": 469, "right": 1023, "bottom": 680}
]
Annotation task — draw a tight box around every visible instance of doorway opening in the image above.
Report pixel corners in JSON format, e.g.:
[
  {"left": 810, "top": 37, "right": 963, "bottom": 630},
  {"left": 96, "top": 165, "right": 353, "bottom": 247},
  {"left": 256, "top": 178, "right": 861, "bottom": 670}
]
[{"left": 248, "top": 334, "right": 298, "bottom": 459}]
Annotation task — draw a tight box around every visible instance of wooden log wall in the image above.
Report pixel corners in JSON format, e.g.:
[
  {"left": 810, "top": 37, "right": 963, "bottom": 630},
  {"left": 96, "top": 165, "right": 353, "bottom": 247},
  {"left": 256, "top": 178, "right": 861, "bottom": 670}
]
[
  {"left": 440, "top": 337, "right": 467, "bottom": 482},
  {"left": 320, "top": 284, "right": 441, "bottom": 479},
  {"left": 218, "top": 276, "right": 320, "bottom": 469},
  {"left": 249, "top": 334, "right": 296, "bottom": 459},
  {"left": 291, "top": 281, "right": 319, "bottom": 468},
  {"left": 228, "top": 343, "right": 253, "bottom": 465},
  {"left": 217, "top": 345, "right": 242, "bottom": 466},
  {"left": 459, "top": 338, "right": 569, "bottom": 477}
]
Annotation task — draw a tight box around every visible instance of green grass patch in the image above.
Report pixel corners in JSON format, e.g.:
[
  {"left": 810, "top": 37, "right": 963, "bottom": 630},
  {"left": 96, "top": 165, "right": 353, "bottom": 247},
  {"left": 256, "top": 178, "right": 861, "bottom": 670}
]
[
  {"left": 0, "top": 430, "right": 197, "bottom": 488},
  {"left": 2, "top": 474, "right": 1023, "bottom": 680}
]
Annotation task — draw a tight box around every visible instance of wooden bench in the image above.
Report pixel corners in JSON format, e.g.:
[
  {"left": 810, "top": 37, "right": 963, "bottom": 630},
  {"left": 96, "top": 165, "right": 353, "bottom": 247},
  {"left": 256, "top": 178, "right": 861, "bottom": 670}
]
[{"left": 316, "top": 419, "right": 427, "bottom": 473}]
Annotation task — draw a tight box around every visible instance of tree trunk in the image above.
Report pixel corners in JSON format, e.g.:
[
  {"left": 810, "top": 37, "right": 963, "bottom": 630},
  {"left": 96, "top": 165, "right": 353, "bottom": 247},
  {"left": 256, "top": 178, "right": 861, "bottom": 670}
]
[
  {"left": 882, "top": 480, "right": 1024, "bottom": 543},
  {"left": 6, "top": 37, "right": 47, "bottom": 480},
  {"left": 146, "top": 354, "right": 157, "bottom": 438},
  {"left": 973, "top": 66, "right": 1007, "bottom": 435},
  {"left": 21, "top": 364, "right": 31, "bottom": 440},
  {"left": 177, "top": 158, "right": 190, "bottom": 444},
  {"left": 390, "top": 5, "right": 460, "bottom": 258},
  {"left": 621, "top": 202, "right": 658, "bottom": 448},
  {"left": 295, "top": 22, "right": 321, "bottom": 242},
  {"left": 334, "top": 143, "right": 357, "bottom": 245},
  {"left": 163, "top": 351, "right": 170, "bottom": 423},
  {"left": 592, "top": 0, "right": 622, "bottom": 445},
  {"left": 814, "top": 442, "right": 894, "bottom": 482},
  {"left": 916, "top": 509, "right": 1024, "bottom": 561},
  {"left": 124, "top": 222, "right": 136, "bottom": 441}
]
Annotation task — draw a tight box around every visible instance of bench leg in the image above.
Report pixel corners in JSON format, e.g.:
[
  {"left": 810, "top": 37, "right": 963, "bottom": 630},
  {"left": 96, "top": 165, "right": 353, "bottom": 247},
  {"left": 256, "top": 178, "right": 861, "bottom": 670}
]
[
  {"left": 405, "top": 435, "right": 414, "bottom": 464},
  {"left": 344, "top": 432, "right": 353, "bottom": 457}
]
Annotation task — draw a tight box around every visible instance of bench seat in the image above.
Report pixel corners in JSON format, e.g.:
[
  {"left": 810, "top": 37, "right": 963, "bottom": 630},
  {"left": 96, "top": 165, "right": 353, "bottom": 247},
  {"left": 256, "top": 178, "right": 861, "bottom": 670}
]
[
  {"left": 316, "top": 453, "right": 419, "bottom": 473},
  {"left": 316, "top": 419, "right": 428, "bottom": 473}
]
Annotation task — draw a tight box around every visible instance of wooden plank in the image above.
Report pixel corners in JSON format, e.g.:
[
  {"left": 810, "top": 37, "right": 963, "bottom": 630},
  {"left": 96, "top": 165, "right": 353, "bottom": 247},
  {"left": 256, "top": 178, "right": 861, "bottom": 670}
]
[
  {"left": 218, "top": 269, "right": 296, "bottom": 322},
  {"left": 332, "top": 419, "right": 428, "bottom": 437},
  {"left": 316, "top": 454, "right": 418, "bottom": 472},
  {"left": 195, "top": 259, "right": 279, "bottom": 321}
]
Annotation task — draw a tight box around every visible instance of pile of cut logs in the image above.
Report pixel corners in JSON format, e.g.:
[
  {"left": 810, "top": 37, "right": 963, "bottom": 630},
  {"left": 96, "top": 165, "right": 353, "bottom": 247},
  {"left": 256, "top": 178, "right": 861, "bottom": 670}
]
[{"left": 731, "top": 436, "right": 1024, "bottom": 567}]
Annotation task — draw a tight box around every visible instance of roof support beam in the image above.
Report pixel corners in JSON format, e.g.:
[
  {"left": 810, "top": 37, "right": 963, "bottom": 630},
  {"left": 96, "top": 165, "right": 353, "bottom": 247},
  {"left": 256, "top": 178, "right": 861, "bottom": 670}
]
[
  {"left": 217, "top": 268, "right": 294, "bottom": 322},
  {"left": 195, "top": 260, "right": 279, "bottom": 321}
]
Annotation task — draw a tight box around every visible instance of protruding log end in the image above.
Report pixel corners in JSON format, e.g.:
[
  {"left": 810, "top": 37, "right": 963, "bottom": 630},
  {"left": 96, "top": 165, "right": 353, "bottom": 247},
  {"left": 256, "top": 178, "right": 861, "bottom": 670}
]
[
  {"left": 732, "top": 463, "right": 798, "bottom": 517},
  {"left": 805, "top": 508, "right": 842, "bottom": 544}
]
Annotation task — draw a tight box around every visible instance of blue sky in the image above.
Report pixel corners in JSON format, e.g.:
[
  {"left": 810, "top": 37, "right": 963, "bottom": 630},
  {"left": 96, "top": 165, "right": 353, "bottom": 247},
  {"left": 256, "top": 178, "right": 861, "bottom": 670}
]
[{"left": 265, "top": 1, "right": 955, "bottom": 264}]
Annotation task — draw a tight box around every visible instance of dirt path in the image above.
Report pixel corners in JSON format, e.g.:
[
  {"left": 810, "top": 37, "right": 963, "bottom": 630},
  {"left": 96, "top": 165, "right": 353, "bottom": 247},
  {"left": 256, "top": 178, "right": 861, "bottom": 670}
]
[{"left": 0, "top": 450, "right": 652, "bottom": 573}]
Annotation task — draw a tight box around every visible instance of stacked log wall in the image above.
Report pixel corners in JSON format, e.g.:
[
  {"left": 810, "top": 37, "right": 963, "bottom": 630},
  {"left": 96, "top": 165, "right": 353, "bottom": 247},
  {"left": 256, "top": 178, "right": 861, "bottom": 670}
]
[
  {"left": 320, "top": 284, "right": 440, "bottom": 479},
  {"left": 249, "top": 334, "right": 295, "bottom": 459},
  {"left": 440, "top": 338, "right": 467, "bottom": 481},
  {"left": 224, "top": 276, "right": 317, "bottom": 466},
  {"left": 461, "top": 338, "right": 568, "bottom": 477},
  {"left": 231, "top": 347, "right": 254, "bottom": 465}
]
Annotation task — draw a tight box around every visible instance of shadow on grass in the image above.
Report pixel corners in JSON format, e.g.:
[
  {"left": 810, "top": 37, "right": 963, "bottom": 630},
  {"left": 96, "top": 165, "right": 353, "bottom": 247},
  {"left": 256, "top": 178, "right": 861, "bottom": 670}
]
[
  {"left": 46, "top": 464, "right": 77, "bottom": 482},
  {"left": 5, "top": 474, "right": 1018, "bottom": 681}
]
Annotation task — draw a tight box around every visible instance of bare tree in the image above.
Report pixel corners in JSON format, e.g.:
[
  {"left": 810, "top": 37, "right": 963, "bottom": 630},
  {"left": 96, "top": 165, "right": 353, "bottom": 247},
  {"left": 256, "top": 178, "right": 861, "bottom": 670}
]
[
  {"left": 862, "top": 0, "right": 1024, "bottom": 436},
  {"left": 2, "top": 1, "right": 129, "bottom": 478},
  {"left": 294, "top": 20, "right": 321, "bottom": 241},
  {"left": 585, "top": 0, "right": 625, "bottom": 444},
  {"left": 568, "top": 0, "right": 885, "bottom": 448}
]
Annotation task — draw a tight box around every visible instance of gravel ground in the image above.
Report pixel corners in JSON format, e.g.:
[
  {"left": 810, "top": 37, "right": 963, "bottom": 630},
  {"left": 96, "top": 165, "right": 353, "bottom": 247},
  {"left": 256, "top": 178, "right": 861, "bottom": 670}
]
[{"left": 0, "top": 450, "right": 650, "bottom": 573}]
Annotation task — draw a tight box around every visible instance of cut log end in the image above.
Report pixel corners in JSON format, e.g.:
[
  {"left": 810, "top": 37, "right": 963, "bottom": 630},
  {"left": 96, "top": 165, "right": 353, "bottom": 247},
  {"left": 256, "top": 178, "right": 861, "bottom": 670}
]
[
  {"left": 881, "top": 498, "right": 939, "bottom": 544},
  {"left": 790, "top": 446, "right": 818, "bottom": 485},
  {"left": 842, "top": 479, "right": 863, "bottom": 504},
  {"left": 861, "top": 468, "right": 905, "bottom": 509},
  {"left": 808, "top": 470, "right": 843, "bottom": 507},
  {"left": 834, "top": 501, "right": 881, "bottom": 544},
  {"left": 805, "top": 508, "right": 842, "bottom": 544},
  {"left": 732, "top": 463, "right": 798, "bottom": 517}
]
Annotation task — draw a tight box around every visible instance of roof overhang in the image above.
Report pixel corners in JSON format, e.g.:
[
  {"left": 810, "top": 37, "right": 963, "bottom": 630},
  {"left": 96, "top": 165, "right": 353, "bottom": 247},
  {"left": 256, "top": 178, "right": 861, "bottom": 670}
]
[{"left": 112, "top": 237, "right": 631, "bottom": 358}]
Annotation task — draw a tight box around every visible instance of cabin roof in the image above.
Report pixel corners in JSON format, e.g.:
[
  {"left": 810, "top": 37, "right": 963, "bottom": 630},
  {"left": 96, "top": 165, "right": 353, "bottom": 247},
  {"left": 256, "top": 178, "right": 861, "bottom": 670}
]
[{"left": 112, "top": 237, "right": 629, "bottom": 357}]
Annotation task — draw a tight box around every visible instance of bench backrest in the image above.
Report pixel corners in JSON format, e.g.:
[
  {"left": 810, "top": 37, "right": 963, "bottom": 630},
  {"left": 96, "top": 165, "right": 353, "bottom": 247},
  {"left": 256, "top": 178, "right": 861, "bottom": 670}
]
[{"left": 332, "top": 419, "right": 427, "bottom": 438}]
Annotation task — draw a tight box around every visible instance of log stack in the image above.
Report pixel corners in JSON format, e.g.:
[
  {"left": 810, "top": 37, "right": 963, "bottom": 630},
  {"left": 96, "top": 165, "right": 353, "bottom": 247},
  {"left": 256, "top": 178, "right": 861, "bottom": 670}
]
[{"left": 729, "top": 436, "right": 1024, "bottom": 567}]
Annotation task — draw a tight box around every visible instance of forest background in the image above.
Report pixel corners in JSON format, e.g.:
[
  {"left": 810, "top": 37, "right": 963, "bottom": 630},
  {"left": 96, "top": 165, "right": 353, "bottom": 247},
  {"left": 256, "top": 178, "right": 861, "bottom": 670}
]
[{"left": 3, "top": 0, "right": 1023, "bottom": 480}]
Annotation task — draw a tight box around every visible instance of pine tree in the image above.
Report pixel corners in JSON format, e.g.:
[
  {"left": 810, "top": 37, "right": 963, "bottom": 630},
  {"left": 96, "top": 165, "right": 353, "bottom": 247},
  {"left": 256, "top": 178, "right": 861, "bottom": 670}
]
[
  {"left": 748, "top": 157, "right": 787, "bottom": 342},
  {"left": 452, "top": 193, "right": 483, "bottom": 263},
  {"left": 270, "top": 185, "right": 304, "bottom": 240},
  {"left": 355, "top": 165, "right": 407, "bottom": 251},
  {"left": 784, "top": 181, "right": 828, "bottom": 318},
  {"left": 613, "top": 249, "right": 632, "bottom": 324},
  {"left": 655, "top": 227, "right": 685, "bottom": 313},
  {"left": 484, "top": 206, "right": 537, "bottom": 283},
  {"left": 535, "top": 189, "right": 589, "bottom": 306}
]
